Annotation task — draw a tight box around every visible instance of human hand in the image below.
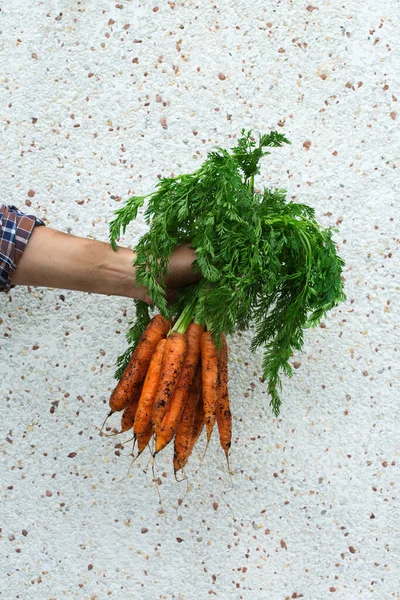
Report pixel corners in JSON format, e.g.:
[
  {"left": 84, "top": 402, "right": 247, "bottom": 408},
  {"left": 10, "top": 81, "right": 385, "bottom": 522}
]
[
  {"left": 138, "top": 244, "right": 200, "bottom": 305},
  {"left": 10, "top": 225, "right": 200, "bottom": 303}
]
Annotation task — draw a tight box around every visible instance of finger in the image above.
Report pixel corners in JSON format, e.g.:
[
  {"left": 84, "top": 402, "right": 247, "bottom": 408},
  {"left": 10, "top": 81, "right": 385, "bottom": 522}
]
[{"left": 164, "top": 244, "right": 200, "bottom": 288}]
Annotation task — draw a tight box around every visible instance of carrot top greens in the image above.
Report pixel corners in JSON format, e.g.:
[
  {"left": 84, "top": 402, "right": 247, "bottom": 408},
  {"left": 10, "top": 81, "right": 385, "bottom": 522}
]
[{"left": 109, "top": 130, "right": 345, "bottom": 415}]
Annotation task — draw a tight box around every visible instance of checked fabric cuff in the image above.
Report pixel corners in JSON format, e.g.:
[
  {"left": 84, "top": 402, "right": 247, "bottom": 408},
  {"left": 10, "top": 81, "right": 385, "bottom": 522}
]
[{"left": 0, "top": 205, "right": 45, "bottom": 292}]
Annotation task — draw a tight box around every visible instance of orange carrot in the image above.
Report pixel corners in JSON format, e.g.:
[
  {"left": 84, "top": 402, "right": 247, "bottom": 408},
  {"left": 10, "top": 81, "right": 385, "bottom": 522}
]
[
  {"left": 120, "top": 395, "right": 140, "bottom": 433},
  {"left": 137, "top": 422, "right": 153, "bottom": 456},
  {"left": 155, "top": 323, "right": 203, "bottom": 453},
  {"left": 109, "top": 315, "right": 170, "bottom": 413},
  {"left": 152, "top": 332, "right": 188, "bottom": 432},
  {"left": 173, "top": 381, "right": 204, "bottom": 473},
  {"left": 215, "top": 334, "right": 231, "bottom": 458},
  {"left": 200, "top": 331, "right": 219, "bottom": 442},
  {"left": 134, "top": 338, "right": 166, "bottom": 439}
]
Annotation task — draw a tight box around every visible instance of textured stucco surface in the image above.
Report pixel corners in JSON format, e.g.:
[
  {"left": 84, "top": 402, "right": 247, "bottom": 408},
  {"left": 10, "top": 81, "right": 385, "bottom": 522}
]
[{"left": 0, "top": 1, "right": 399, "bottom": 599}]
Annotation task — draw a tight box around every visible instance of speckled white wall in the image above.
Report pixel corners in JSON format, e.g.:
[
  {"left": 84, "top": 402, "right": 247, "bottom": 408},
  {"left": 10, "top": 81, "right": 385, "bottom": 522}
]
[{"left": 1, "top": 1, "right": 399, "bottom": 599}]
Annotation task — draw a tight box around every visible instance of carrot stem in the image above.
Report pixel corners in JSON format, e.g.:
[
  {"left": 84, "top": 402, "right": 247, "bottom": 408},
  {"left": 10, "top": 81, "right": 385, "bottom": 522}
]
[{"left": 172, "top": 294, "right": 198, "bottom": 334}]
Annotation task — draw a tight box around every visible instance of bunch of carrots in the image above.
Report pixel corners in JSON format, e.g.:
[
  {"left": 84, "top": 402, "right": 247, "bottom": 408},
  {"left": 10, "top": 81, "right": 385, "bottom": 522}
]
[
  {"left": 101, "top": 130, "right": 346, "bottom": 477},
  {"left": 105, "top": 311, "right": 231, "bottom": 474}
]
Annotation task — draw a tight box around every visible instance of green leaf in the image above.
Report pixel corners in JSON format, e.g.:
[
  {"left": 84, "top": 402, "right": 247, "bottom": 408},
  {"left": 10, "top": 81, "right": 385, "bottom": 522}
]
[{"left": 109, "top": 195, "right": 146, "bottom": 250}]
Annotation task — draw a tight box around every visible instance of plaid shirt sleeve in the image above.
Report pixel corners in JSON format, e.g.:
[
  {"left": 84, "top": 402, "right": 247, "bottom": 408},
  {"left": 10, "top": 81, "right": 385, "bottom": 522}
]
[{"left": 0, "top": 205, "right": 45, "bottom": 292}]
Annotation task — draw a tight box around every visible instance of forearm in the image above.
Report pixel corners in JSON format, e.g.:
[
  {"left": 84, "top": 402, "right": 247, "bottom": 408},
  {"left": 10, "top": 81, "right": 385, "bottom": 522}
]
[{"left": 10, "top": 226, "right": 144, "bottom": 299}]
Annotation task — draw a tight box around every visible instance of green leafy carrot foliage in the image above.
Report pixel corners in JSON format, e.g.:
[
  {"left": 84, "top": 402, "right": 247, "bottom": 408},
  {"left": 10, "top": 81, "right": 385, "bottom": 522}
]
[{"left": 109, "top": 130, "right": 345, "bottom": 415}]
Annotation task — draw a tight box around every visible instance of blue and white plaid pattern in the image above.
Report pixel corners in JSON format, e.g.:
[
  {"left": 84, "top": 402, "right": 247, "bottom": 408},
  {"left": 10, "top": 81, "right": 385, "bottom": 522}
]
[{"left": 0, "top": 205, "right": 45, "bottom": 291}]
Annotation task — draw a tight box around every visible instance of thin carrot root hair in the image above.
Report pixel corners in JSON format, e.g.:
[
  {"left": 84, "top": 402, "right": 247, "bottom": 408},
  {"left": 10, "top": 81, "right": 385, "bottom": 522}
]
[
  {"left": 221, "top": 486, "right": 235, "bottom": 515},
  {"left": 150, "top": 453, "right": 165, "bottom": 513},
  {"left": 137, "top": 440, "right": 153, "bottom": 461},
  {"left": 197, "top": 437, "right": 210, "bottom": 473},
  {"left": 96, "top": 428, "right": 122, "bottom": 438},
  {"left": 115, "top": 435, "right": 154, "bottom": 483},
  {"left": 181, "top": 477, "right": 190, "bottom": 503},
  {"left": 111, "top": 453, "right": 139, "bottom": 485},
  {"left": 98, "top": 411, "right": 114, "bottom": 436},
  {"left": 175, "top": 477, "right": 190, "bottom": 513},
  {"left": 225, "top": 451, "right": 234, "bottom": 479},
  {"left": 124, "top": 454, "right": 141, "bottom": 479},
  {"left": 221, "top": 460, "right": 235, "bottom": 510},
  {"left": 174, "top": 471, "right": 187, "bottom": 484},
  {"left": 222, "top": 451, "right": 234, "bottom": 498},
  {"left": 220, "top": 453, "right": 235, "bottom": 514},
  {"left": 142, "top": 452, "right": 152, "bottom": 475},
  {"left": 111, "top": 434, "right": 137, "bottom": 458},
  {"left": 95, "top": 424, "right": 124, "bottom": 438},
  {"left": 124, "top": 435, "right": 136, "bottom": 457},
  {"left": 121, "top": 434, "right": 135, "bottom": 446},
  {"left": 142, "top": 437, "right": 156, "bottom": 474},
  {"left": 174, "top": 459, "right": 189, "bottom": 483}
]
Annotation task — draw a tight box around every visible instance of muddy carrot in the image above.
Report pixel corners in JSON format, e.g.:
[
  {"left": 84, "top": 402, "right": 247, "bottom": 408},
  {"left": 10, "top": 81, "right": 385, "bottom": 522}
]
[
  {"left": 155, "top": 323, "right": 203, "bottom": 453},
  {"left": 173, "top": 383, "right": 204, "bottom": 473},
  {"left": 215, "top": 334, "right": 231, "bottom": 458},
  {"left": 109, "top": 315, "right": 170, "bottom": 413},
  {"left": 200, "top": 331, "right": 219, "bottom": 442},
  {"left": 120, "top": 395, "right": 140, "bottom": 433},
  {"left": 137, "top": 422, "right": 153, "bottom": 456},
  {"left": 133, "top": 338, "right": 166, "bottom": 439},
  {"left": 152, "top": 332, "right": 188, "bottom": 432}
]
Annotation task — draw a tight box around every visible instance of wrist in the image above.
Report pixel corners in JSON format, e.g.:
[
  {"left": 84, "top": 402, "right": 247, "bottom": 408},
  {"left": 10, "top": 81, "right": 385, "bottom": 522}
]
[
  {"left": 11, "top": 226, "right": 150, "bottom": 300},
  {"left": 99, "top": 245, "right": 142, "bottom": 300}
]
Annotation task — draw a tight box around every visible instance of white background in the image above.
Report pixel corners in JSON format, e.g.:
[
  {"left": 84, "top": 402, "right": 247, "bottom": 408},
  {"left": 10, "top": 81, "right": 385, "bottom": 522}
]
[{"left": 0, "top": 1, "right": 399, "bottom": 598}]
